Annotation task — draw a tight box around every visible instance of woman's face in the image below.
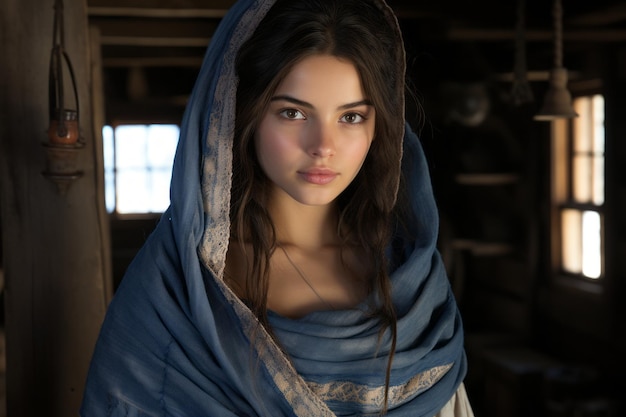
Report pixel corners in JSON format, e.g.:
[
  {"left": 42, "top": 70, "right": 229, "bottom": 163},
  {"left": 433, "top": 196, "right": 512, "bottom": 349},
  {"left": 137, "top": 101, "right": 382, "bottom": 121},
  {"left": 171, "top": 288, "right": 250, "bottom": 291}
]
[{"left": 255, "top": 54, "right": 375, "bottom": 207}]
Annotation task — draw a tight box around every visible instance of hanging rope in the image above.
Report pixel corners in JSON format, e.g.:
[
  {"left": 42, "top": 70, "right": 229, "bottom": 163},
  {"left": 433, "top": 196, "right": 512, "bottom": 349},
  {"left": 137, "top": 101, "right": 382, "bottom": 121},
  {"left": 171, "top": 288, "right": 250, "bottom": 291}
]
[
  {"left": 49, "top": 0, "right": 79, "bottom": 138},
  {"left": 553, "top": 0, "right": 563, "bottom": 68},
  {"left": 510, "top": 0, "right": 533, "bottom": 106}
]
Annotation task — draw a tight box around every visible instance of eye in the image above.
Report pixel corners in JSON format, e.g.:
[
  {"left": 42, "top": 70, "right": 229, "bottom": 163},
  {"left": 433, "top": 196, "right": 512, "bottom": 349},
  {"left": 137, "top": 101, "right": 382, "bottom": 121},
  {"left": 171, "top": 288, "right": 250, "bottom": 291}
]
[
  {"left": 279, "top": 108, "right": 306, "bottom": 120},
  {"left": 340, "top": 112, "right": 365, "bottom": 124}
]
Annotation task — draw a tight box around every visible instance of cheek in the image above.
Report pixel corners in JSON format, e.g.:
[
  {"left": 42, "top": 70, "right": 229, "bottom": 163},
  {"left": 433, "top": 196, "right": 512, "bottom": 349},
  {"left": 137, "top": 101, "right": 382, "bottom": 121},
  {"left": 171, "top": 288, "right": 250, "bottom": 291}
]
[
  {"left": 345, "top": 136, "right": 374, "bottom": 166},
  {"left": 255, "top": 143, "right": 276, "bottom": 176},
  {"left": 344, "top": 122, "right": 375, "bottom": 164},
  {"left": 254, "top": 120, "right": 296, "bottom": 171}
]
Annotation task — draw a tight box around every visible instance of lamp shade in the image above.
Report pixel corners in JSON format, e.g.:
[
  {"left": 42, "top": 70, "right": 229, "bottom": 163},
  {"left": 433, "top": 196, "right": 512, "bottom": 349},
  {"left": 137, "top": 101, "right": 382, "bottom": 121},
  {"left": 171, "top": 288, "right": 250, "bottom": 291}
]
[{"left": 534, "top": 67, "right": 578, "bottom": 120}]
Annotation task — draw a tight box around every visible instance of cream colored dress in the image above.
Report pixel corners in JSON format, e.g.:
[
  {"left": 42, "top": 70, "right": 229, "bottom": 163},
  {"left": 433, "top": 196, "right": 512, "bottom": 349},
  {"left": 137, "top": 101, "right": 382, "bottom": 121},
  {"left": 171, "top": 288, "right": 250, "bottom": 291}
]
[{"left": 435, "top": 384, "right": 475, "bottom": 417}]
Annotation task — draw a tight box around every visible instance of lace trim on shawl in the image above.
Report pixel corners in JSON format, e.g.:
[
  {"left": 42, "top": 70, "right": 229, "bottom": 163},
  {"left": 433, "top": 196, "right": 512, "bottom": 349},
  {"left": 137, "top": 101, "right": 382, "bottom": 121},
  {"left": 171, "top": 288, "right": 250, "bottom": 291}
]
[
  {"left": 199, "top": 0, "right": 277, "bottom": 280},
  {"left": 306, "top": 364, "right": 453, "bottom": 409},
  {"left": 216, "top": 278, "right": 336, "bottom": 417}
]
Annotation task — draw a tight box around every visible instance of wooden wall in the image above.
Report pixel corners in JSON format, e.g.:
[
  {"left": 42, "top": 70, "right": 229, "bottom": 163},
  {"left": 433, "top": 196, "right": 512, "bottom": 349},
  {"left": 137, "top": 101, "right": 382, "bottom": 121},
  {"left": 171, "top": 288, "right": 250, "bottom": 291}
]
[{"left": 0, "top": 0, "right": 111, "bottom": 415}]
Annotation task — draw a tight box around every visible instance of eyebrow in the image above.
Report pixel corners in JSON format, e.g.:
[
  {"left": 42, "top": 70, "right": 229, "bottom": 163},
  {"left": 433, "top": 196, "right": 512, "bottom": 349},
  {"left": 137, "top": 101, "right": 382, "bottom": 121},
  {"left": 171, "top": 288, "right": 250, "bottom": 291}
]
[{"left": 270, "top": 94, "right": 372, "bottom": 111}]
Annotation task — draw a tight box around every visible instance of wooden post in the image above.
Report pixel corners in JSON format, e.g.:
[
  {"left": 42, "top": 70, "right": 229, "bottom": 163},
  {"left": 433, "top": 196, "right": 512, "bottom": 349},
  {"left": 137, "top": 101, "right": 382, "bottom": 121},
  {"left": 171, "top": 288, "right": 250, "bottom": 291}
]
[{"left": 0, "top": 0, "right": 111, "bottom": 415}]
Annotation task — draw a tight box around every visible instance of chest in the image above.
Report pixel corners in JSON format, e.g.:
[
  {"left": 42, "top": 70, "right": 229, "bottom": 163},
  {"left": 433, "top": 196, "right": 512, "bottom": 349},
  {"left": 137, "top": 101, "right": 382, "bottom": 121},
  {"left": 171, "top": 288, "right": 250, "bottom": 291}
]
[
  {"left": 225, "top": 242, "right": 370, "bottom": 319},
  {"left": 267, "top": 246, "right": 369, "bottom": 318}
]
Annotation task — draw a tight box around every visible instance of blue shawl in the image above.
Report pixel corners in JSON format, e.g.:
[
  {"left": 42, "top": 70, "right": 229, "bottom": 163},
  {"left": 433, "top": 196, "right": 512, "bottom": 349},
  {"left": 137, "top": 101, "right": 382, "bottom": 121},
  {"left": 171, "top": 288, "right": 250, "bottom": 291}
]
[{"left": 80, "top": 0, "right": 467, "bottom": 416}]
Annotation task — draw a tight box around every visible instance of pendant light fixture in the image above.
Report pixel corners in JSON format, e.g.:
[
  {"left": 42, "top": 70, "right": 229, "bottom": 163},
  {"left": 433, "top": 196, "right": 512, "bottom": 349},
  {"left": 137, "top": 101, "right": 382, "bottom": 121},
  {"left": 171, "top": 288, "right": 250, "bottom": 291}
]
[
  {"left": 42, "top": 0, "right": 85, "bottom": 194},
  {"left": 534, "top": 0, "right": 578, "bottom": 121}
]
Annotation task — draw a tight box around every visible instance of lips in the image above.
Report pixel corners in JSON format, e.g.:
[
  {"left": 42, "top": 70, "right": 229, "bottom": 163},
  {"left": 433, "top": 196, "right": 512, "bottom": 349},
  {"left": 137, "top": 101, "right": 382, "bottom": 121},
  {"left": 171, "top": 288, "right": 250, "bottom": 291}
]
[{"left": 298, "top": 168, "right": 338, "bottom": 185}]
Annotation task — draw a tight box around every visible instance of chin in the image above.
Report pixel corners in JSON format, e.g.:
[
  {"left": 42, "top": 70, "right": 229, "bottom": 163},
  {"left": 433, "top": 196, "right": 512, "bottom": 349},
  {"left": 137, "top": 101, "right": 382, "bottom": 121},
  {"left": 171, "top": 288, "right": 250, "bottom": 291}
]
[{"left": 291, "top": 191, "right": 341, "bottom": 207}]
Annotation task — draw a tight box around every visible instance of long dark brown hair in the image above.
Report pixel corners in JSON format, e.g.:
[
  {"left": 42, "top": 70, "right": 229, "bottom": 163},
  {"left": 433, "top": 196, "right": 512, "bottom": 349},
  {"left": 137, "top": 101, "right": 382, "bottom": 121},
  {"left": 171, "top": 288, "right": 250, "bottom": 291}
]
[{"left": 231, "top": 0, "right": 406, "bottom": 412}]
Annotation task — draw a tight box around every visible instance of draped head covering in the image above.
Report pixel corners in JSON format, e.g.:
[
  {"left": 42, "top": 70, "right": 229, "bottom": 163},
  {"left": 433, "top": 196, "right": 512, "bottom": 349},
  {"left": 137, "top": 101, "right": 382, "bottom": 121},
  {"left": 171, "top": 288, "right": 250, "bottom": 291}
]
[{"left": 80, "top": 0, "right": 468, "bottom": 416}]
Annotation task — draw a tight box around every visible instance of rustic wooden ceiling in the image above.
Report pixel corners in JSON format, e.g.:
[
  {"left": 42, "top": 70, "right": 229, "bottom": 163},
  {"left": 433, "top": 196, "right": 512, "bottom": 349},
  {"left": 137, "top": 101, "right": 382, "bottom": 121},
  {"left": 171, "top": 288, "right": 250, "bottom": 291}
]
[{"left": 86, "top": 0, "right": 626, "bottom": 123}]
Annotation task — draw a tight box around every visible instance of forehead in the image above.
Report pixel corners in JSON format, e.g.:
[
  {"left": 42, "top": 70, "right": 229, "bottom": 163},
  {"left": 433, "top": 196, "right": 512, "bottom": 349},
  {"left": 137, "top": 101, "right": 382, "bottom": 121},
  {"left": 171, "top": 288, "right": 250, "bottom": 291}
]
[{"left": 274, "top": 54, "right": 365, "bottom": 101}]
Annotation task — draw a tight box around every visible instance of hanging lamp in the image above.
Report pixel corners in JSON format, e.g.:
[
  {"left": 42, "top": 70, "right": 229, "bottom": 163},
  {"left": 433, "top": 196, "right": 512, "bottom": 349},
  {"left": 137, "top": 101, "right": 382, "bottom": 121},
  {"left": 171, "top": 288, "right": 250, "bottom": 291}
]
[
  {"left": 534, "top": 0, "right": 578, "bottom": 121},
  {"left": 42, "top": 0, "right": 85, "bottom": 194}
]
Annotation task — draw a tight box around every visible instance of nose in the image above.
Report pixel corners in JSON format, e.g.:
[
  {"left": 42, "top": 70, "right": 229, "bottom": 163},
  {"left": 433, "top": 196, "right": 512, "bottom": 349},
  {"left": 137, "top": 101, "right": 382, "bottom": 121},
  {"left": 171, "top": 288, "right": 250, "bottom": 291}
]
[{"left": 306, "top": 122, "right": 336, "bottom": 158}]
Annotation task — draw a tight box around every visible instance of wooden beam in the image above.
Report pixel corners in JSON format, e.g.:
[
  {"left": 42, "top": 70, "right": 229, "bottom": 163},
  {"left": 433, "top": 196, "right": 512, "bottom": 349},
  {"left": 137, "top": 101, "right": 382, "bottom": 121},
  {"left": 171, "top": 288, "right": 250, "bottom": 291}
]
[
  {"left": 102, "top": 56, "right": 204, "bottom": 67},
  {"left": 567, "top": 3, "right": 626, "bottom": 26},
  {"left": 88, "top": 7, "right": 228, "bottom": 18},
  {"left": 89, "top": 17, "right": 218, "bottom": 37},
  {"left": 87, "top": 0, "right": 236, "bottom": 8},
  {"left": 447, "top": 28, "right": 626, "bottom": 42},
  {"left": 99, "top": 35, "right": 210, "bottom": 47},
  {"left": 494, "top": 70, "right": 583, "bottom": 82}
]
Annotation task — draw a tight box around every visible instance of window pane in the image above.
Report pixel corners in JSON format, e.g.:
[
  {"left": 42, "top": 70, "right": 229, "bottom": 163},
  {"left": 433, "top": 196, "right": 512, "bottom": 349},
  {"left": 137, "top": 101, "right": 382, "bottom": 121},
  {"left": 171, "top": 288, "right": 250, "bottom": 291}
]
[
  {"left": 147, "top": 124, "right": 179, "bottom": 167},
  {"left": 115, "top": 126, "right": 148, "bottom": 169},
  {"left": 103, "top": 124, "right": 179, "bottom": 214},
  {"left": 573, "top": 97, "right": 591, "bottom": 153},
  {"left": 593, "top": 155, "right": 604, "bottom": 205},
  {"left": 592, "top": 95, "right": 605, "bottom": 205},
  {"left": 561, "top": 209, "right": 582, "bottom": 274},
  {"left": 571, "top": 95, "right": 605, "bottom": 205},
  {"left": 116, "top": 170, "right": 150, "bottom": 213},
  {"left": 148, "top": 170, "right": 172, "bottom": 212},
  {"left": 103, "top": 126, "right": 116, "bottom": 213},
  {"left": 561, "top": 209, "right": 602, "bottom": 279},
  {"left": 592, "top": 95, "right": 605, "bottom": 154},
  {"left": 572, "top": 155, "right": 591, "bottom": 203},
  {"left": 582, "top": 210, "right": 602, "bottom": 279}
]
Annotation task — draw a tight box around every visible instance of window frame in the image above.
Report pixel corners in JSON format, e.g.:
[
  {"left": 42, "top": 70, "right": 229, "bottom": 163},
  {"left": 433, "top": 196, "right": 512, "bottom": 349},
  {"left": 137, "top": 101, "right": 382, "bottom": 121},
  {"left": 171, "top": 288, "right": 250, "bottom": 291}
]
[{"left": 550, "top": 86, "right": 606, "bottom": 290}]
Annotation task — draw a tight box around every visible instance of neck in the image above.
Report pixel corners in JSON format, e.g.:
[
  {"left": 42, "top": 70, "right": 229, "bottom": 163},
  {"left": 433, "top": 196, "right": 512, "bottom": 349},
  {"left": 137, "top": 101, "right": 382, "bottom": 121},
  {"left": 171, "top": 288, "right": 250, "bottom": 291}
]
[{"left": 268, "top": 193, "right": 340, "bottom": 250}]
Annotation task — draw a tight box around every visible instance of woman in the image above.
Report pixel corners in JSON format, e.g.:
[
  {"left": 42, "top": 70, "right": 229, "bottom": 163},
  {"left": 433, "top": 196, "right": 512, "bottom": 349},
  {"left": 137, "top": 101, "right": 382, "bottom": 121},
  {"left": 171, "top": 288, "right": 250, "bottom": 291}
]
[{"left": 81, "top": 0, "right": 473, "bottom": 416}]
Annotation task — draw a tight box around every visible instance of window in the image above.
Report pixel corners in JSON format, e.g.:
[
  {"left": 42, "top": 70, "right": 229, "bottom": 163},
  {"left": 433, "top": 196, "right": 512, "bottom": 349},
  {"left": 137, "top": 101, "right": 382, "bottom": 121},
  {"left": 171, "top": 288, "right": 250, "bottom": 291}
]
[
  {"left": 103, "top": 124, "right": 179, "bottom": 214},
  {"left": 552, "top": 95, "right": 605, "bottom": 280}
]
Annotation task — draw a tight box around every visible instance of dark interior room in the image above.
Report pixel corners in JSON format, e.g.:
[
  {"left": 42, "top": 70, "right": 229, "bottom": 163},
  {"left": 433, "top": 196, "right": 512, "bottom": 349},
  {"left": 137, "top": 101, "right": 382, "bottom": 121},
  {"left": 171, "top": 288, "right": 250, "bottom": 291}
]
[{"left": 1, "top": 0, "right": 625, "bottom": 416}]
